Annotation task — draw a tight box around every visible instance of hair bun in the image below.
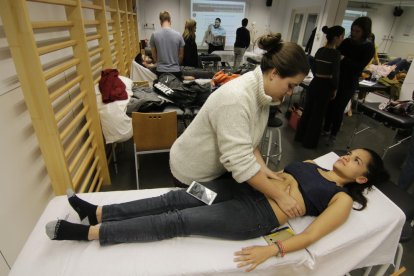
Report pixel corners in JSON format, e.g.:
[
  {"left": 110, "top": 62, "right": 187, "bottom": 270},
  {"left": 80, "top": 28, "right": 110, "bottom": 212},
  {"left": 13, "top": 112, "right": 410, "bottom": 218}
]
[
  {"left": 258, "top": 33, "right": 282, "bottom": 52},
  {"left": 322, "top": 26, "right": 329, "bottom": 34}
]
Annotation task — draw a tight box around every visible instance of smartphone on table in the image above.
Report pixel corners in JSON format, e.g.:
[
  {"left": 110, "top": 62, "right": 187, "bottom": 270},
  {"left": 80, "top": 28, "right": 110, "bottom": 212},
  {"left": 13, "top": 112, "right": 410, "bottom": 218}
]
[{"left": 186, "top": 181, "right": 217, "bottom": 205}]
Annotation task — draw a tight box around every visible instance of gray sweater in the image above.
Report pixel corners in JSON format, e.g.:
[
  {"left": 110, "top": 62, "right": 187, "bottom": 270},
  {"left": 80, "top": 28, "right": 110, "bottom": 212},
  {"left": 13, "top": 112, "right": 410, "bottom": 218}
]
[{"left": 170, "top": 67, "right": 272, "bottom": 185}]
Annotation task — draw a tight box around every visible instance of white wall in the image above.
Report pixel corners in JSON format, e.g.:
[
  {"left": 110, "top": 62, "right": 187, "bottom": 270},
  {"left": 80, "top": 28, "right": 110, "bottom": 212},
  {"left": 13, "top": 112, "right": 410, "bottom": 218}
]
[
  {"left": 362, "top": 3, "right": 414, "bottom": 59},
  {"left": 0, "top": 12, "right": 57, "bottom": 273},
  {"left": 136, "top": 0, "right": 306, "bottom": 49}
]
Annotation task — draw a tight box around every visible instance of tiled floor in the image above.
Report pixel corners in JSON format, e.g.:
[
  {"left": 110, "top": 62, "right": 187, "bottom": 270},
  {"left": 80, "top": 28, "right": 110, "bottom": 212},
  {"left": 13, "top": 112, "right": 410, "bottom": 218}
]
[{"left": 102, "top": 98, "right": 414, "bottom": 275}]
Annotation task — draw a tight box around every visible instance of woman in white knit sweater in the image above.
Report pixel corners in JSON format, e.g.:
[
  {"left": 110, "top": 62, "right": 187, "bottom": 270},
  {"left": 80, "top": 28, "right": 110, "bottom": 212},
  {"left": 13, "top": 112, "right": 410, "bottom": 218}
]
[{"left": 170, "top": 33, "right": 310, "bottom": 218}]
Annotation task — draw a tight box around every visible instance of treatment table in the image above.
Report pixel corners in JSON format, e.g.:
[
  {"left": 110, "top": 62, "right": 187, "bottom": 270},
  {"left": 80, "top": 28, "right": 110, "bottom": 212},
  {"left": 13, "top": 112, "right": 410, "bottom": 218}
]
[{"left": 9, "top": 153, "right": 405, "bottom": 275}]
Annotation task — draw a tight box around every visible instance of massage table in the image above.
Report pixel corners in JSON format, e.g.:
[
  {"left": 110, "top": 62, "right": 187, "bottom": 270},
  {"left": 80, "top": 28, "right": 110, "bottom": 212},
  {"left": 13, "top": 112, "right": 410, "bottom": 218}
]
[
  {"left": 10, "top": 152, "right": 405, "bottom": 276},
  {"left": 347, "top": 93, "right": 414, "bottom": 158},
  {"left": 130, "top": 61, "right": 157, "bottom": 86}
]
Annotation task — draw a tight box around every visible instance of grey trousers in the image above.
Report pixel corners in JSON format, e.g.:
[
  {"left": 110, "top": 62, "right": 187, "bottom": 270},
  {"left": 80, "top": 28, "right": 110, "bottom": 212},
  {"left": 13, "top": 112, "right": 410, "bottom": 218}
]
[
  {"left": 234, "top": 47, "right": 247, "bottom": 69},
  {"left": 99, "top": 177, "right": 279, "bottom": 245}
]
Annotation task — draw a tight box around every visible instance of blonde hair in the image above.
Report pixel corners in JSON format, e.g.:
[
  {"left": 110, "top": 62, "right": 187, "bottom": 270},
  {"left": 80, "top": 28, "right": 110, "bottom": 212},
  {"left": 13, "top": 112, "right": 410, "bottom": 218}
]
[{"left": 183, "top": 19, "right": 196, "bottom": 40}]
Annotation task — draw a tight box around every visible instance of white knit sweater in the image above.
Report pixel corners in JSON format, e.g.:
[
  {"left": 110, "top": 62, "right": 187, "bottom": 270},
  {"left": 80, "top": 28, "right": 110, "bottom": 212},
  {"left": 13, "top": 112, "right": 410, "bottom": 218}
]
[{"left": 169, "top": 66, "right": 272, "bottom": 185}]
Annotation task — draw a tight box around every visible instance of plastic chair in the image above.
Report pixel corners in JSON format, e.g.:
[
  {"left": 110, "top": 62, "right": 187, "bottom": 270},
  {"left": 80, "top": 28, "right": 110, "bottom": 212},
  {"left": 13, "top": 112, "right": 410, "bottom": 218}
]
[{"left": 132, "top": 111, "right": 177, "bottom": 189}]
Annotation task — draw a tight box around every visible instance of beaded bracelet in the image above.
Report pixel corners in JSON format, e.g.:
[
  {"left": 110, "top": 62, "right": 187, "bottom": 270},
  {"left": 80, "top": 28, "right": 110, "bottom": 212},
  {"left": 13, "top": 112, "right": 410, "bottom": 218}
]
[{"left": 274, "top": 240, "right": 286, "bottom": 257}]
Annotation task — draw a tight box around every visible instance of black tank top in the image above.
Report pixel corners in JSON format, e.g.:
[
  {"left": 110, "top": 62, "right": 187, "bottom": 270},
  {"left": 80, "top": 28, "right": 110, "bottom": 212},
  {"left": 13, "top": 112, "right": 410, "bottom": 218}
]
[{"left": 284, "top": 162, "right": 347, "bottom": 216}]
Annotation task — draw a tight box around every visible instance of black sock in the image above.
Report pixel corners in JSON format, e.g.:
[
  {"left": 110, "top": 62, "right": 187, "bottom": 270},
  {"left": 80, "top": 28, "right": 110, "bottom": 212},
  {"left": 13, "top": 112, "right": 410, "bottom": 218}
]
[
  {"left": 67, "top": 189, "right": 98, "bottom": 225},
  {"left": 46, "top": 220, "right": 90, "bottom": 241}
]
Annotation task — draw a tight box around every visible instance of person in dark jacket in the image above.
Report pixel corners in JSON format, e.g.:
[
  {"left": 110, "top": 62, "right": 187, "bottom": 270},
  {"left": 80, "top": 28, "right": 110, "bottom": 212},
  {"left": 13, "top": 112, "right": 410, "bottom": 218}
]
[
  {"left": 233, "top": 18, "right": 250, "bottom": 69},
  {"left": 295, "top": 25, "right": 344, "bottom": 148},
  {"left": 182, "top": 19, "right": 199, "bottom": 68},
  {"left": 323, "top": 17, "right": 375, "bottom": 144}
]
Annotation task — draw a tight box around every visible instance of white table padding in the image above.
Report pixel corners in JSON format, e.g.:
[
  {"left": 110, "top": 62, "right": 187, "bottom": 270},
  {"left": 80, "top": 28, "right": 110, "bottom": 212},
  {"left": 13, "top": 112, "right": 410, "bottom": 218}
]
[
  {"left": 10, "top": 189, "right": 310, "bottom": 276},
  {"left": 95, "top": 75, "right": 133, "bottom": 144},
  {"left": 10, "top": 153, "right": 405, "bottom": 276},
  {"left": 130, "top": 61, "right": 157, "bottom": 86}
]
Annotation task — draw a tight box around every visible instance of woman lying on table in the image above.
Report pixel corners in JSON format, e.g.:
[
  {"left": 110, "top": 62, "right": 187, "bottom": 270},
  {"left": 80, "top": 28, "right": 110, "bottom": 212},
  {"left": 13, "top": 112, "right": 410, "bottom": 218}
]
[{"left": 46, "top": 148, "right": 388, "bottom": 272}]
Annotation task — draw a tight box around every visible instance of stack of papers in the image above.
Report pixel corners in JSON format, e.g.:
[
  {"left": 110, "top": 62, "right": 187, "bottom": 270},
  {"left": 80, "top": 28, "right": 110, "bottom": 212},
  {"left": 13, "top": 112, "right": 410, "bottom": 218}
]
[{"left": 359, "top": 80, "right": 376, "bottom": 86}]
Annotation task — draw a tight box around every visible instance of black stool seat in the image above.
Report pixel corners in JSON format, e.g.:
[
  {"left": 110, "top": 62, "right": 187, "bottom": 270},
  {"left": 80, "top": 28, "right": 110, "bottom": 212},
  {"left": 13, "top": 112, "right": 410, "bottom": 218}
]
[
  {"left": 358, "top": 101, "right": 414, "bottom": 129},
  {"left": 246, "top": 57, "right": 261, "bottom": 65},
  {"left": 199, "top": 54, "right": 221, "bottom": 62},
  {"left": 268, "top": 116, "right": 283, "bottom": 127}
]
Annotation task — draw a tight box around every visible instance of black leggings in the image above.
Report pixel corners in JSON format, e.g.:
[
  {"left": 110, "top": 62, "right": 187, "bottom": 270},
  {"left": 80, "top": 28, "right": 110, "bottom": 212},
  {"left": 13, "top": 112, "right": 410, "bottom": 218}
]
[
  {"left": 295, "top": 77, "right": 335, "bottom": 148},
  {"left": 323, "top": 85, "right": 355, "bottom": 137}
]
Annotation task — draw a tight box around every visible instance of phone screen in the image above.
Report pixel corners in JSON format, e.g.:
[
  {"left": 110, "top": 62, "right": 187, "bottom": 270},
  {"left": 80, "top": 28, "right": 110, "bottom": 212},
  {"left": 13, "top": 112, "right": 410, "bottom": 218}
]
[{"left": 186, "top": 181, "right": 217, "bottom": 205}]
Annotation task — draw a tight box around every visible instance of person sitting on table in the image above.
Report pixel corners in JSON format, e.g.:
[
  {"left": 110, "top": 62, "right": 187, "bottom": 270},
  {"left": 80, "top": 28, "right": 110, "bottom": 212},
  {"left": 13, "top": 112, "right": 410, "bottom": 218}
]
[
  {"left": 46, "top": 148, "right": 389, "bottom": 272},
  {"left": 150, "top": 11, "right": 185, "bottom": 79},
  {"left": 295, "top": 25, "right": 345, "bottom": 149},
  {"left": 206, "top": 18, "right": 226, "bottom": 54}
]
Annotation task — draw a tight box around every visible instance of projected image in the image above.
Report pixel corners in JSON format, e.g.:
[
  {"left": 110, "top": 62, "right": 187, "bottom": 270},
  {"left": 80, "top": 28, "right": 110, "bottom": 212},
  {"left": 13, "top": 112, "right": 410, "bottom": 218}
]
[{"left": 191, "top": 0, "right": 246, "bottom": 46}]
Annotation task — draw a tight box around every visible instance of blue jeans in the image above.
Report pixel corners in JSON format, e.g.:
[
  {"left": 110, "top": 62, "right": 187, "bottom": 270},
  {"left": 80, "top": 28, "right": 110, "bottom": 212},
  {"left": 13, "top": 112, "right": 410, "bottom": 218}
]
[
  {"left": 398, "top": 132, "right": 414, "bottom": 191},
  {"left": 99, "top": 178, "right": 279, "bottom": 245}
]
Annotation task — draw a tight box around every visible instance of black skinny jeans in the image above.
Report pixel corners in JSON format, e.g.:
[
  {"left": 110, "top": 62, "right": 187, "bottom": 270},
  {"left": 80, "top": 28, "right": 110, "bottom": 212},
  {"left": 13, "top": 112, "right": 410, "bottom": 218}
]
[
  {"left": 99, "top": 178, "right": 279, "bottom": 245},
  {"left": 295, "top": 77, "right": 335, "bottom": 148},
  {"left": 323, "top": 82, "right": 356, "bottom": 137}
]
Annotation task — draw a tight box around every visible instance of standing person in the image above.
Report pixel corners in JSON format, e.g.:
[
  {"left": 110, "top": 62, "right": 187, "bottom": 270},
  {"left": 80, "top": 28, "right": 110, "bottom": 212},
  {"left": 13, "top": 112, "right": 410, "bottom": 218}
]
[
  {"left": 207, "top": 18, "right": 226, "bottom": 54},
  {"left": 233, "top": 18, "right": 250, "bottom": 69},
  {"left": 150, "top": 11, "right": 185, "bottom": 79},
  {"left": 398, "top": 129, "right": 414, "bottom": 191},
  {"left": 323, "top": 16, "right": 375, "bottom": 144},
  {"left": 295, "top": 26, "right": 345, "bottom": 149},
  {"left": 182, "top": 19, "right": 199, "bottom": 68},
  {"left": 170, "top": 33, "right": 310, "bottom": 218}
]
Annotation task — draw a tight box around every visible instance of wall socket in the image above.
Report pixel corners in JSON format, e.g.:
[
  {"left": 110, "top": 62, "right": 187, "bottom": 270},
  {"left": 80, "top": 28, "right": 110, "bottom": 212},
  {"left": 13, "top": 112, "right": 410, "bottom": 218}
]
[{"left": 143, "top": 23, "right": 155, "bottom": 29}]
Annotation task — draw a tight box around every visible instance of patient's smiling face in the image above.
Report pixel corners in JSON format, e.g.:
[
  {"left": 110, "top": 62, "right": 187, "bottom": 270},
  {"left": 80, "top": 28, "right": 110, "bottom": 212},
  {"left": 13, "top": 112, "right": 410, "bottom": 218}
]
[{"left": 333, "top": 149, "right": 371, "bottom": 184}]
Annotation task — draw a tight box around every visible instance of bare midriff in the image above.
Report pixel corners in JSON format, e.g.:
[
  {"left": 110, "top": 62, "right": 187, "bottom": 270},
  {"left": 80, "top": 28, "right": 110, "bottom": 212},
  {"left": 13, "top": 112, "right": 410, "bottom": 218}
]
[{"left": 265, "top": 172, "right": 306, "bottom": 225}]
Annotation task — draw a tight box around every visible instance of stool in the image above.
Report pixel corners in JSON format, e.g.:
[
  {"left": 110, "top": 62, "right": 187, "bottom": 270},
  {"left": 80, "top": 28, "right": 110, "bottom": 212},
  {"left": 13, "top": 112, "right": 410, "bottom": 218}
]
[
  {"left": 199, "top": 54, "right": 221, "bottom": 70},
  {"left": 261, "top": 116, "right": 283, "bottom": 166}
]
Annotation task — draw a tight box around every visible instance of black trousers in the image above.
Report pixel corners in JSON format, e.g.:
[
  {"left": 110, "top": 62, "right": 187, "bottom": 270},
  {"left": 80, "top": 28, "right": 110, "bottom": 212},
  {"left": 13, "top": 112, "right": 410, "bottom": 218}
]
[
  {"left": 295, "top": 77, "right": 335, "bottom": 148},
  {"left": 323, "top": 82, "right": 356, "bottom": 137}
]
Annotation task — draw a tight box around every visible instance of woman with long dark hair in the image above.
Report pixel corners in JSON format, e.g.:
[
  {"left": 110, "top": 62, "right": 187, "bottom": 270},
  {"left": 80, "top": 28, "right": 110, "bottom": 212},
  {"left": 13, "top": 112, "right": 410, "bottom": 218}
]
[
  {"left": 295, "top": 25, "right": 345, "bottom": 148},
  {"left": 323, "top": 17, "right": 375, "bottom": 143}
]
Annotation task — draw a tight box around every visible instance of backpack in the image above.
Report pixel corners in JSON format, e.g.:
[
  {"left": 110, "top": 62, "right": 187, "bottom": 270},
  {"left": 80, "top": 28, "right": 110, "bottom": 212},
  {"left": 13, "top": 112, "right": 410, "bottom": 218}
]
[
  {"left": 380, "top": 100, "right": 414, "bottom": 117},
  {"left": 154, "top": 73, "right": 212, "bottom": 108},
  {"left": 211, "top": 70, "right": 240, "bottom": 87}
]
